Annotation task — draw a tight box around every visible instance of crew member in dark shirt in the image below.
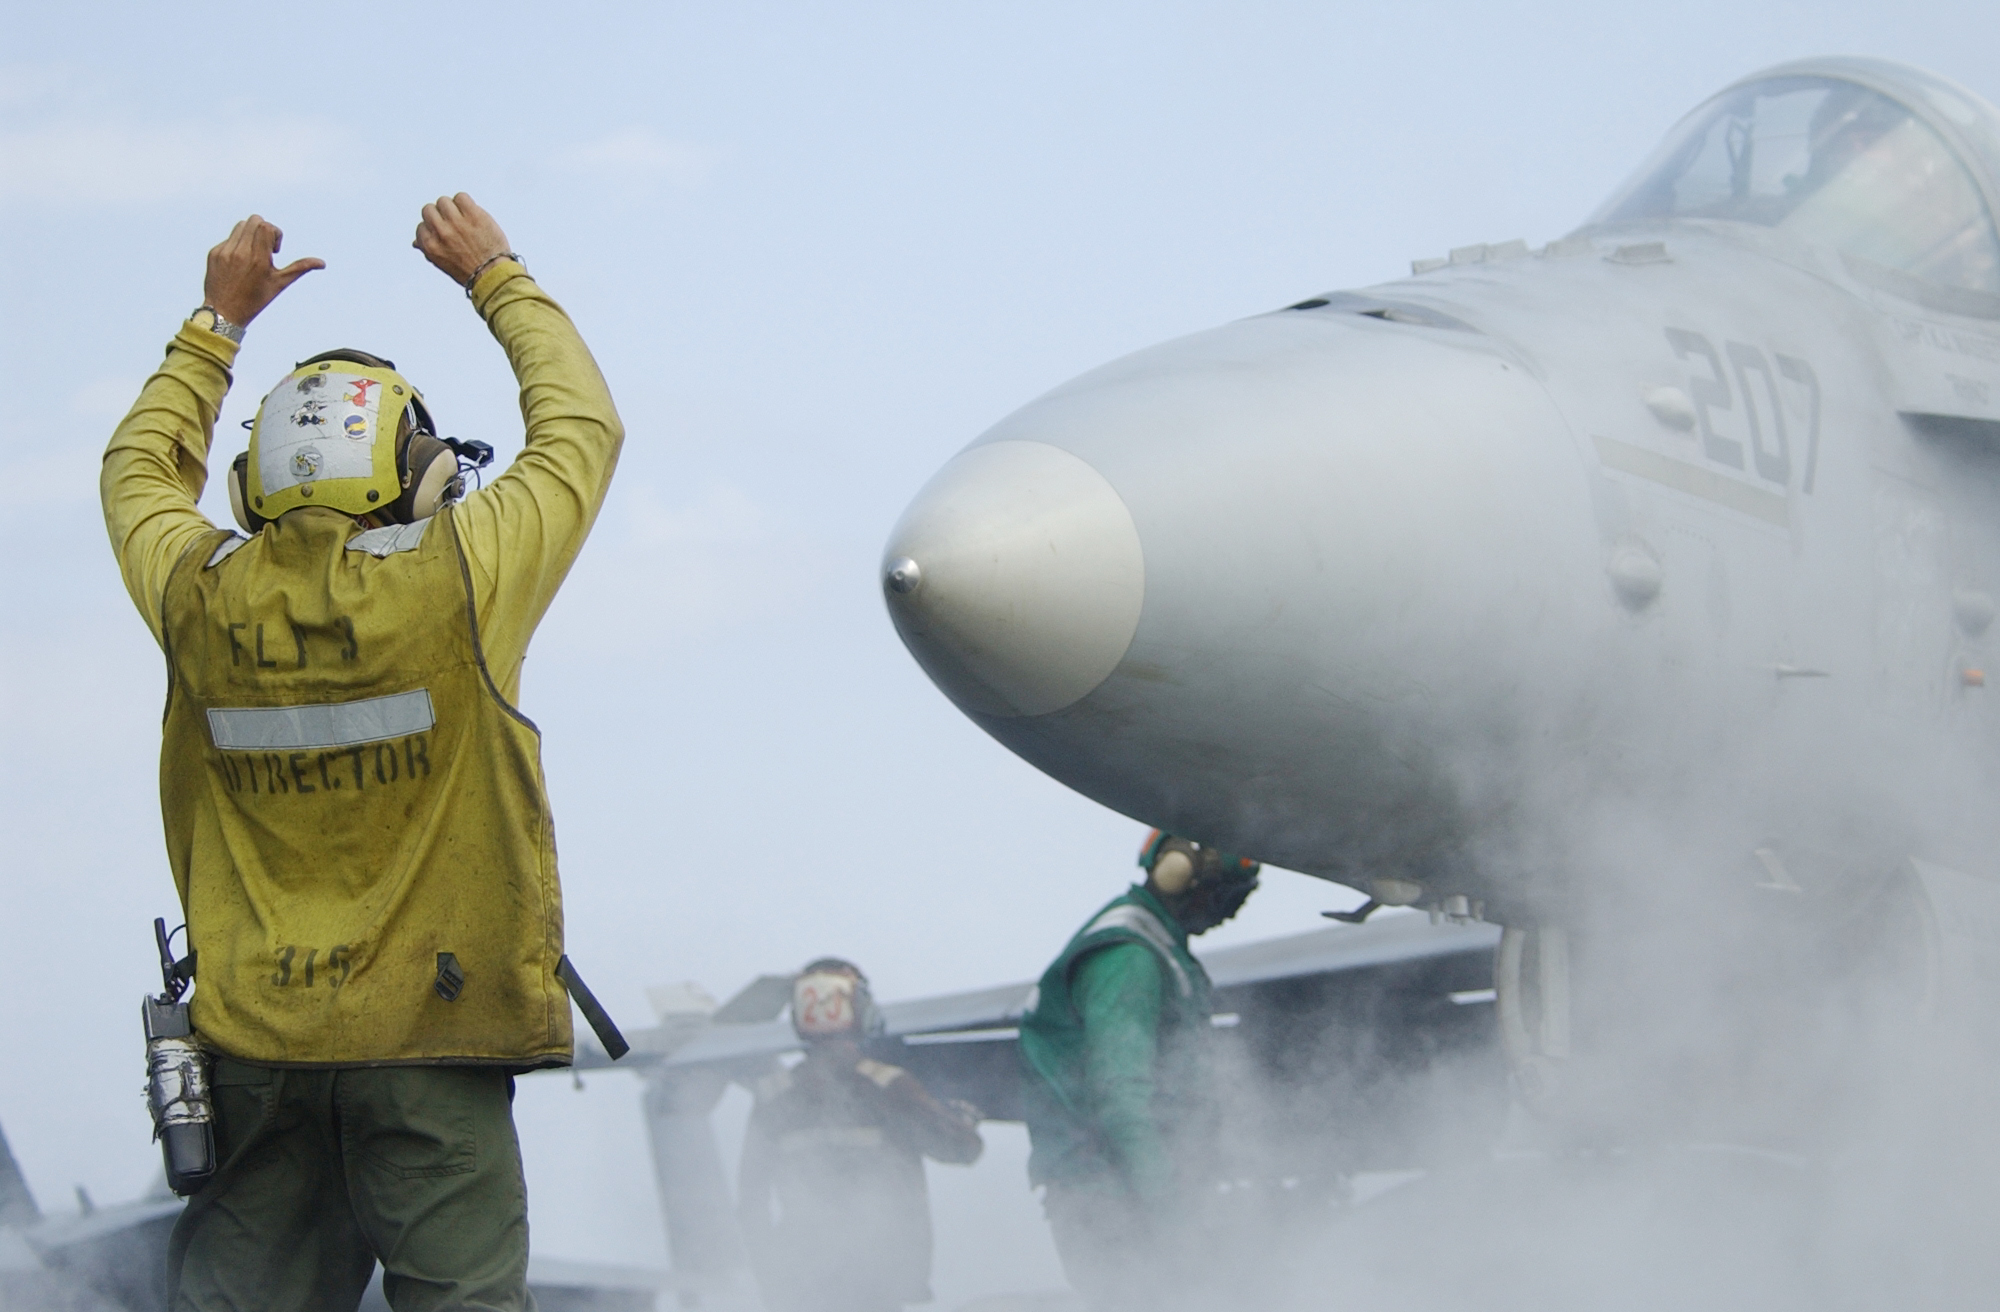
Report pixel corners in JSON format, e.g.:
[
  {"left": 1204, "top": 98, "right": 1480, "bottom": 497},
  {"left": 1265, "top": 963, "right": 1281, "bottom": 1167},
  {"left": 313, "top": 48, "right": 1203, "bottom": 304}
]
[{"left": 738, "top": 959, "right": 984, "bottom": 1312}]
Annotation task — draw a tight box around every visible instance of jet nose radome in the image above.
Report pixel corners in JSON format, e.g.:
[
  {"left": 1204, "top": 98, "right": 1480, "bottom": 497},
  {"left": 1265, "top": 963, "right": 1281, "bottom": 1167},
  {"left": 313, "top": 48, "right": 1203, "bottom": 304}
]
[{"left": 881, "top": 440, "right": 1144, "bottom": 718}]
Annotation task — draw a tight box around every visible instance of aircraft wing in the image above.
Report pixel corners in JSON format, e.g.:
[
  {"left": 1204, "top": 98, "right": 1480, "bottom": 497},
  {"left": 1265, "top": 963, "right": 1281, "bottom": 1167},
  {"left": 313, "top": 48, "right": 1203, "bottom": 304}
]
[
  {"left": 560, "top": 913, "right": 1508, "bottom": 1286},
  {"left": 584, "top": 913, "right": 1503, "bottom": 1150},
  {"left": 893, "top": 913, "right": 1502, "bottom": 1126},
  {"left": 1203, "top": 911, "right": 1499, "bottom": 987}
]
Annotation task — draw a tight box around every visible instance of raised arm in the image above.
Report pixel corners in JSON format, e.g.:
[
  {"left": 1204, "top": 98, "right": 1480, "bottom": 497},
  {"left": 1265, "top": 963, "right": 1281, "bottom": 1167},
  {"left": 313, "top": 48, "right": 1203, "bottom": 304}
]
[
  {"left": 414, "top": 194, "right": 625, "bottom": 693},
  {"left": 101, "top": 217, "right": 321, "bottom": 640}
]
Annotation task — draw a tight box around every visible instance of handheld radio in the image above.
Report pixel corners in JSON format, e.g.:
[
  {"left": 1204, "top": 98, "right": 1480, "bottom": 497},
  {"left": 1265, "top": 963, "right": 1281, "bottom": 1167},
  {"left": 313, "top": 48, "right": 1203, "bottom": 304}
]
[{"left": 142, "top": 918, "right": 215, "bottom": 1195}]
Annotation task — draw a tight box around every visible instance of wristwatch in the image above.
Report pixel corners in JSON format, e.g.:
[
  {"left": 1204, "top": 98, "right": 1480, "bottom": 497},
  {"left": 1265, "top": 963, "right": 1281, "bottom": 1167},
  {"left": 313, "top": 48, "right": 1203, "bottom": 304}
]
[{"left": 190, "top": 305, "right": 246, "bottom": 345}]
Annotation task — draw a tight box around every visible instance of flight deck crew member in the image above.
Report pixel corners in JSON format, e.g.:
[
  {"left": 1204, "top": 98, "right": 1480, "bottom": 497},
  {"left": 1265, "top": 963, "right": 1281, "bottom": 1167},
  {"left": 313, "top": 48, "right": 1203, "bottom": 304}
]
[
  {"left": 100, "top": 197, "right": 623, "bottom": 1310},
  {"left": 1018, "top": 833, "right": 1261, "bottom": 1312},
  {"left": 738, "top": 959, "right": 985, "bottom": 1312}
]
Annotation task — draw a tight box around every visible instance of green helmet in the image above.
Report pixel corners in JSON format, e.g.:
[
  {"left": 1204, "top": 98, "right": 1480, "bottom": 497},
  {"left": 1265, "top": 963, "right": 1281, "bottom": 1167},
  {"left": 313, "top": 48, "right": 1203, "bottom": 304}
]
[{"left": 1137, "top": 830, "right": 1261, "bottom": 933}]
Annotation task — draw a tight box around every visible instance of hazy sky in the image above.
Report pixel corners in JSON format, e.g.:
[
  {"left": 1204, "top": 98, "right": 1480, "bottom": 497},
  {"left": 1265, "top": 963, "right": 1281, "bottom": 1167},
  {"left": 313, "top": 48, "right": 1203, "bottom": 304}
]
[{"left": 6, "top": 0, "right": 2000, "bottom": 1295}]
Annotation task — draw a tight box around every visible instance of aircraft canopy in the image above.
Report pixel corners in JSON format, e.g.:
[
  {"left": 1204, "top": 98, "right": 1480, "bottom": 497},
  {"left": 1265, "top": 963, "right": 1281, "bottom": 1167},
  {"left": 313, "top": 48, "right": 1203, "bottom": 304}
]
[{"left": 1594, "top": 67, "right": 2000, "bottom": 301}]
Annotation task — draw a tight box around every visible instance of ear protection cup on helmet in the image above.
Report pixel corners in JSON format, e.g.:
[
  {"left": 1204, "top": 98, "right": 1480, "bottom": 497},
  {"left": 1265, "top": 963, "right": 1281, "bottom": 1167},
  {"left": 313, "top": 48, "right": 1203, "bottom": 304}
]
[
  {"left": 228, "top": 452, "right": 267, "bottom": 534},
  {"left": 1139, "top": 830, "right": 1201, "bottom": 894},
  {"left": 391, "top": 429, "right": 463, "bottom": 524},
  {"left": 1151, "top": 847, "right": 1198, "bottom": 894}
]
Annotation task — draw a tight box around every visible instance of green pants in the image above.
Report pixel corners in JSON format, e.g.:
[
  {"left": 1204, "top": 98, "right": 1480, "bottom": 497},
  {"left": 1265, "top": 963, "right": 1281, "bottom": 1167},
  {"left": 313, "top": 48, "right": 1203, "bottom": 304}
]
[{"left": 167, "top": 1059, "right": 534, "bottom": 1312}]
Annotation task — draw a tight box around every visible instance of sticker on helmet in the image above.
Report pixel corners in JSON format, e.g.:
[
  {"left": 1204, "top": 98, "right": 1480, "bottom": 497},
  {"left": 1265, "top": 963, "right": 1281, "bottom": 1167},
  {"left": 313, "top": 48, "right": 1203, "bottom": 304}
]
[
  {"left": 256, "top": 369, "right": 385, "bottom": 495},
  {"left": 793, "top": 972, "right": 858, "bottom": 1037}
]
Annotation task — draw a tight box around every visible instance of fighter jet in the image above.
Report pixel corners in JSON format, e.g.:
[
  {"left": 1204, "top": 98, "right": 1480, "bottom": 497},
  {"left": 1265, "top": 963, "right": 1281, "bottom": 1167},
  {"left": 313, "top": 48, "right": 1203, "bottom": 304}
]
[{"left": 878, "top": 56, "right": 2000, "bottom": 1114}]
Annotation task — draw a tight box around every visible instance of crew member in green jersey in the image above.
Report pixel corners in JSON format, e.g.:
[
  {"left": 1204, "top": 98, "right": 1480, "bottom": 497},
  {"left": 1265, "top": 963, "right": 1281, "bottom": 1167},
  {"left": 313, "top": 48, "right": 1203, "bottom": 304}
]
[{"left": 1017, "top": 832, "right": 1261, "bottom": 1310}]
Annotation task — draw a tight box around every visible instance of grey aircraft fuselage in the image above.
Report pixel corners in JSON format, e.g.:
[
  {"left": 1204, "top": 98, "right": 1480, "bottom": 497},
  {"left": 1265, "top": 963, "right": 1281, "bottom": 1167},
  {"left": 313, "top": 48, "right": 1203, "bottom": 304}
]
[{"left": 881, "top": 57, "right": 2000, "bottom": 922}]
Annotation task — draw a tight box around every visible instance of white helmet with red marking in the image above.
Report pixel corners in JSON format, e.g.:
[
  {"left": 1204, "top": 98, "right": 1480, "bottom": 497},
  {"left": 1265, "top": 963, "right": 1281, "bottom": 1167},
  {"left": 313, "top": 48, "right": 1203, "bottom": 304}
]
[{"left": 790, "top": 957, "right": 883, "bottom": 1041}]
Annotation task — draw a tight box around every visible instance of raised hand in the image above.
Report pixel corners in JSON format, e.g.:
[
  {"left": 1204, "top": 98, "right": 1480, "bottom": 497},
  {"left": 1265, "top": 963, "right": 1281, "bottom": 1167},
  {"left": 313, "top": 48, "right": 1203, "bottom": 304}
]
[
  {"left": 412, "top": 193, "right": 513, "bottom": 287},
  {"left": 204, "top": 216, "right": 324, "bottom": 326}
]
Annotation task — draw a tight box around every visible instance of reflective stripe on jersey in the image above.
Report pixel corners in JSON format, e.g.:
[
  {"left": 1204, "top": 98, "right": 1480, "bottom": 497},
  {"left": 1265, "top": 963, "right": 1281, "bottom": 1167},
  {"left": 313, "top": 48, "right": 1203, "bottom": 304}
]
[{"left": 206, "top": 689, "right": 436, "bottom": 751}]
